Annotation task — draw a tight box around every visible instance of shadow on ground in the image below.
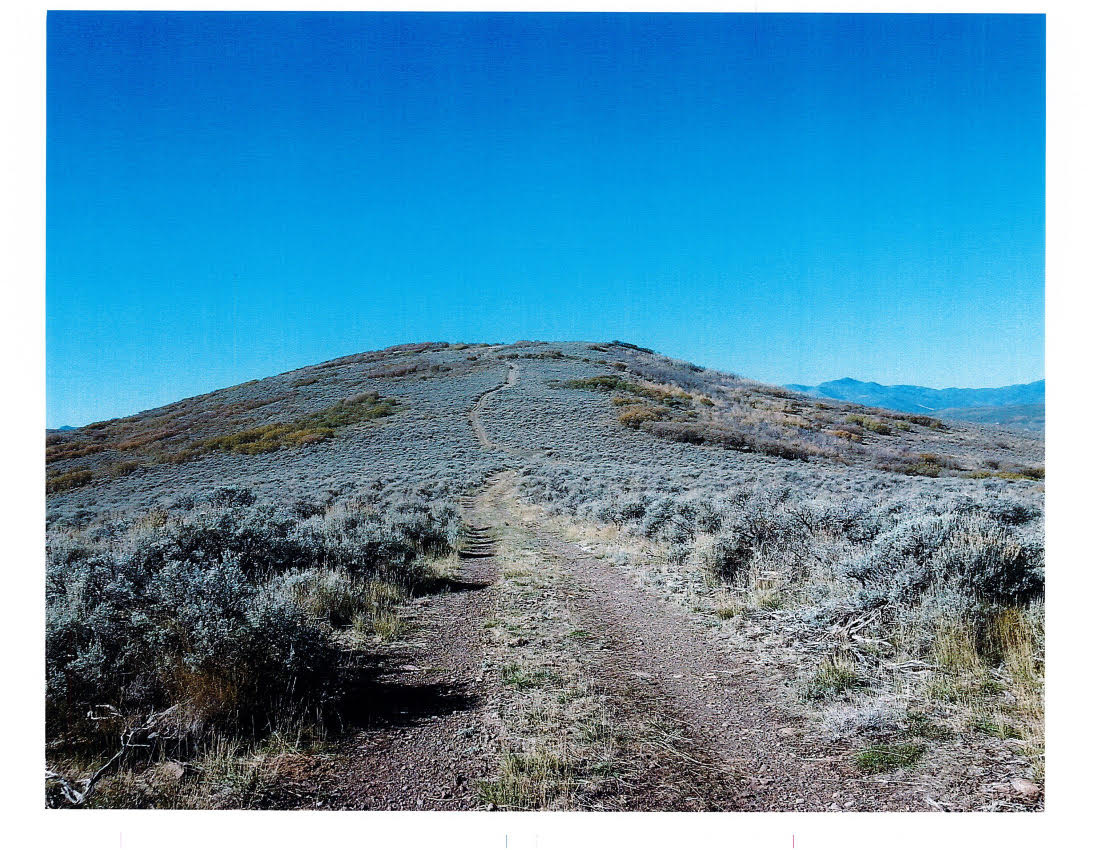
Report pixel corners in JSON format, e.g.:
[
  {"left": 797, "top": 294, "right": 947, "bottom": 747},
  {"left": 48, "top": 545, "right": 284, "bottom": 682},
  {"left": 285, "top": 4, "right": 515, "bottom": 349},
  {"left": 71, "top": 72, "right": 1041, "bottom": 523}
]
[{"left": 335, "top": 651, "right": 480, "bottom": 730}]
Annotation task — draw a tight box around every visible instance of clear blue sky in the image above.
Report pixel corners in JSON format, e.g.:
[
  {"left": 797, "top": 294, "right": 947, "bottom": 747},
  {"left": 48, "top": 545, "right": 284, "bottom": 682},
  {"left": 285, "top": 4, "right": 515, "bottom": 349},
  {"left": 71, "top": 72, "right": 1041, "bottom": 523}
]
[{"left": 47, "top": 12, "right": 1044, "bottom": 428}]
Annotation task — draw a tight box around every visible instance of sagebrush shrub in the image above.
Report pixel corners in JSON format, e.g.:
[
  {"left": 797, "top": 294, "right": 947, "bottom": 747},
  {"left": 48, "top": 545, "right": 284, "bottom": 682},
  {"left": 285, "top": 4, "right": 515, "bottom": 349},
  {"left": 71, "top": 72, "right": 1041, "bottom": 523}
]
[
  {"left": 842, "top": 508, "right": 1044, "bottom": 610},
  {"left": 45, "top": 488, "right": 458, "bottom": 743}
]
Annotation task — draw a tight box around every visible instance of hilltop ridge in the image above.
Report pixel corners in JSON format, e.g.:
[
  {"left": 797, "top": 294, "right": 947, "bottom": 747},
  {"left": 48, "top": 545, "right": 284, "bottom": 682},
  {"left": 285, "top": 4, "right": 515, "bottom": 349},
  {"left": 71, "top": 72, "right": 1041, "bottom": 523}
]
[{"left": 46, "top": 340, "right": 1043, "bottom": 508}]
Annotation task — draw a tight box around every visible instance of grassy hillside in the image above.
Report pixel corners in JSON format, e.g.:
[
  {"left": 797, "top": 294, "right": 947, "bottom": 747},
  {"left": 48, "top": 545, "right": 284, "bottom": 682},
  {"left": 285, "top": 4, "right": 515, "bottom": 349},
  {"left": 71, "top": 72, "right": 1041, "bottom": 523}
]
[
  {"left": 45, "top": 341, "right": 1044, "bottom": 809},
  {"left": 935, "top": 403, "right": 1044, "bottom": 433}
]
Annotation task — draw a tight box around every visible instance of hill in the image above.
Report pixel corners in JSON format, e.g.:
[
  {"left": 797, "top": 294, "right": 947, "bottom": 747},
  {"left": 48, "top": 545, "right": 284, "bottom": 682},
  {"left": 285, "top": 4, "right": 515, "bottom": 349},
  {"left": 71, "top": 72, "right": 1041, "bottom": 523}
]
[
  {"left": 46, "top": 342, "right": 1043, "bottom": 505},
  {"left": 45, "top": 341, "right": 1045, "bottom": 812},
  {"left": 783, "top": 377, "right": 1044, "bottom": 411},
  {"left": 932, "top": 402, "right": 1044, "bottom": 432}
]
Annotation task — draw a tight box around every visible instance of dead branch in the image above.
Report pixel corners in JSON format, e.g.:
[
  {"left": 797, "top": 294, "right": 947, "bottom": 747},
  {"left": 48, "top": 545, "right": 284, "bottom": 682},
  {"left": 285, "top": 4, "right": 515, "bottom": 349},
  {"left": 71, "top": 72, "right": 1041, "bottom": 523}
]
[{"left": 45, "top": 704, "right": 181, "bottom": 808}]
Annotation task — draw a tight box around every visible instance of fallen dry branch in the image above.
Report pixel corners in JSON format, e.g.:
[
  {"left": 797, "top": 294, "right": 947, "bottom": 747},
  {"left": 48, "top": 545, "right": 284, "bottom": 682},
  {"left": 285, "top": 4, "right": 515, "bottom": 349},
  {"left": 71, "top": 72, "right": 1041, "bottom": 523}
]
[{"left": 46, "top": 704, "right": 182, "bottom": 808}]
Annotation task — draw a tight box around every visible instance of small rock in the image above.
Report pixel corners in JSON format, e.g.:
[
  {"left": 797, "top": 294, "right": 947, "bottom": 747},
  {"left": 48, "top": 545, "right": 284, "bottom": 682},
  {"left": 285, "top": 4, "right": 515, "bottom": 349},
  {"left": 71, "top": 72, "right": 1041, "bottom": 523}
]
[{"left": 1010, "top": 778, "right": 1041, "bottom": 800}]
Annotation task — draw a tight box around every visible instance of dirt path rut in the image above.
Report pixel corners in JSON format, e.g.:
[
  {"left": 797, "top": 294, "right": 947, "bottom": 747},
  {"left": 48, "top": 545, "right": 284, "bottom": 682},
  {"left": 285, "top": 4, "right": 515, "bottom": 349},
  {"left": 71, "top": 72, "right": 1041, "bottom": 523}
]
[
  {"left": 472, "top": 472, "right": 922, "bottom": 811},
  {"left": 301, "top": 504, "right": 502, "bottom": 810},
  {"left": 316, "top": 363, "right": 924, "bottom": 810}
]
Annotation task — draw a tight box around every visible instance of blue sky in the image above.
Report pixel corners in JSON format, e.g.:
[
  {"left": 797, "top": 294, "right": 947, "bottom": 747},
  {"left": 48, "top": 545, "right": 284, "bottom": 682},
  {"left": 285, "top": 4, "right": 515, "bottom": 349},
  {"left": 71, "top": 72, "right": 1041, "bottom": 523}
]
[{"left": 47, "top": 12, "right": 1044, "bottom": 428}]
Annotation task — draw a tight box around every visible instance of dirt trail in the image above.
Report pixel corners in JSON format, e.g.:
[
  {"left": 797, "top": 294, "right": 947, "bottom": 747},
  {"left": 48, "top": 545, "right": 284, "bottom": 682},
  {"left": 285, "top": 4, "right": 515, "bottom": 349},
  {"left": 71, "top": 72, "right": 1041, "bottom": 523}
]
[
  {"left": 469, "top": 364, "right": 519, "bottom": 453},
  {"left": 311, "top": 363, "right": 924, "bottom": 810},
  {"left": 299, "top": 501, "right": 502, "bottom": 810},
  {"left": 290, "top": 366, "right": 518, "bottom": 810},
  {"left": 472, "top": 472, "right": 922, "bottom": 811}
]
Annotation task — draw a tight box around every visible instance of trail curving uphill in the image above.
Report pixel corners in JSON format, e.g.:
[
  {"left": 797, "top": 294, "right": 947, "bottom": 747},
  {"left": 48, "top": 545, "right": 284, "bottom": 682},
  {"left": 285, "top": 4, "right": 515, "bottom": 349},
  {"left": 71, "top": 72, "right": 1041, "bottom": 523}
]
[
  {"left": 456, "top": 367, "right": 903, "bottom": 809},
  {"left": 315, "top": 360, "right": 956, "bottom": 810},
  {"left": 469, "top": 364, "right": 520, "bottom": 453}
]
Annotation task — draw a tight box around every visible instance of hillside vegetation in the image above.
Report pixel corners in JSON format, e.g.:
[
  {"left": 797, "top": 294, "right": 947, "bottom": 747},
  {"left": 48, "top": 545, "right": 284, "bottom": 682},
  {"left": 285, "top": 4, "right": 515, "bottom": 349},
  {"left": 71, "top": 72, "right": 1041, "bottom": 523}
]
[{"left": 45, "top": 341, "right": 1044, "bottom": 810}]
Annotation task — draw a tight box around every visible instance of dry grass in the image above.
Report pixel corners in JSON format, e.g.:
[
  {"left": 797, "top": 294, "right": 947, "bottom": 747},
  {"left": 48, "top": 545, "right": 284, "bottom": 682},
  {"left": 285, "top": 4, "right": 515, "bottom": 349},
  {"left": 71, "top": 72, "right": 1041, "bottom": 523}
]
[
  {"left": 479, "top": 748, "right": 577, "bottom": 809},
  {"left": 203, "top": 391, "right": 398, "bottom": 455},
  {"left": 481, "top": 491, "right": 620, "bottom": 809},
  {"left": 932, "top": 619, "right": 984, "bottom": 675},
  {"left": 292, "top": 571, "right": 404, "bottom": 628},
  {"left": 919, "top": 607, "right": 1044, "bottom": 778},
  {"left": 50, "top": 720, "right": 327, "bottom": 809},
  {"left": 46, "top": 468, "right": 94, "bottom": 493},
  {"left": 366, "top": 610, "right": 407, "bottom": 643}
]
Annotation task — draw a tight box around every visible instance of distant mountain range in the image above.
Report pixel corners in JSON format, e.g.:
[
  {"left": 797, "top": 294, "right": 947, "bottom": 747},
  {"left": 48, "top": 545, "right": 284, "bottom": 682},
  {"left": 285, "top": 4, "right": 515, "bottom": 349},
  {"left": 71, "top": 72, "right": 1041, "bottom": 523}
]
[{"left": 784, "top": 378, "right": 1045, "bottom": 432}]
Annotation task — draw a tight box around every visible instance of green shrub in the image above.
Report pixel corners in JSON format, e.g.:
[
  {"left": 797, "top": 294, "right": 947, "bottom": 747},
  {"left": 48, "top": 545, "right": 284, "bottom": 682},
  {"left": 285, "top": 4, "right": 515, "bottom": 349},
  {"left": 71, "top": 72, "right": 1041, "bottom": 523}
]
[
  {"left": 566, "top": 376, "right": 643, "bottom": 394},
  {"left": 609, "top": 340, "right": 654, "bottom": 353},
  {"left": 567, "top": 375, "right": 691, "bottom": 408},
  {"left": 903, "top": 414, "right": 946, "bottom": 429},
  {"left": 846, "top": 414, "right": 891, "bottom": 434},
  {"left": 803, "top": 655, "right": 867, "bottom": 700},
  {"left": 997, "top": 467, "right": 1044, "bottom": 481}
]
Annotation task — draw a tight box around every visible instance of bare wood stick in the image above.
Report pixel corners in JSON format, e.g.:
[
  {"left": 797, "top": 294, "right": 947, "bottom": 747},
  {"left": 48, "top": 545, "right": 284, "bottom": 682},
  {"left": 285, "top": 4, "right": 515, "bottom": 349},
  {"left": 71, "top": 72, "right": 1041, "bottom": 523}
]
[{"left": 46, "top": 704, "right": 182, "bottom": 808}]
